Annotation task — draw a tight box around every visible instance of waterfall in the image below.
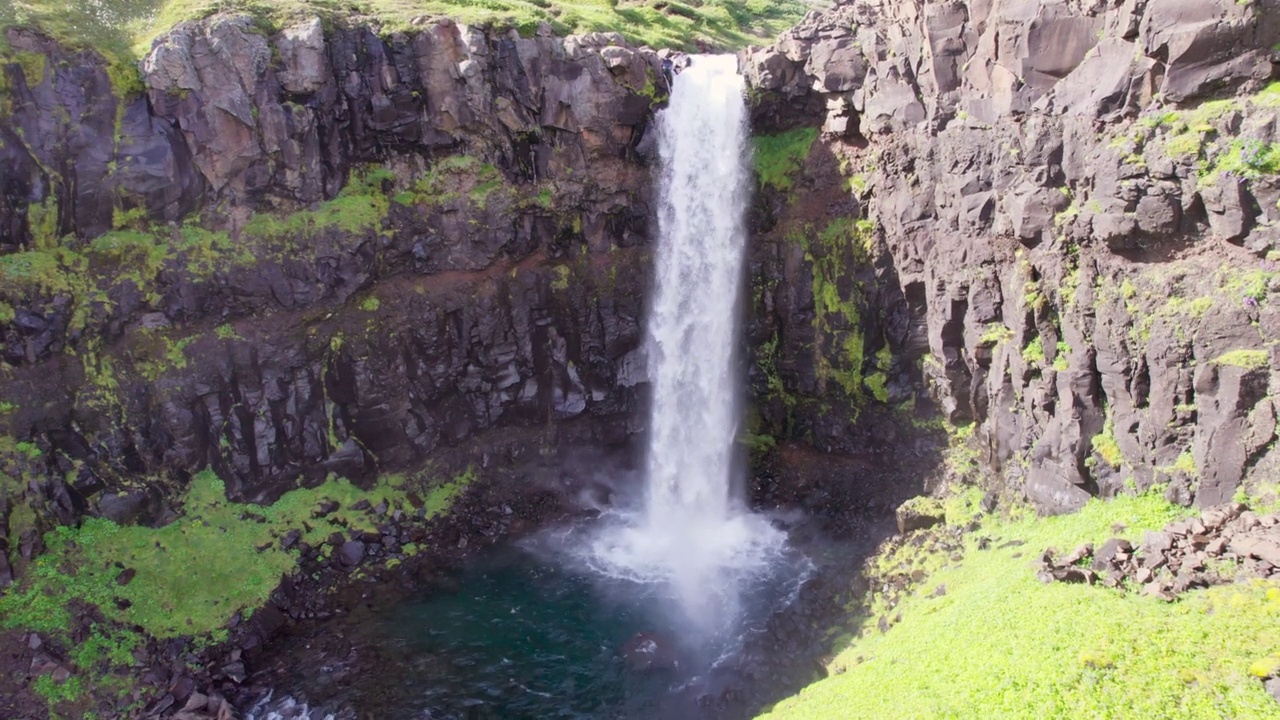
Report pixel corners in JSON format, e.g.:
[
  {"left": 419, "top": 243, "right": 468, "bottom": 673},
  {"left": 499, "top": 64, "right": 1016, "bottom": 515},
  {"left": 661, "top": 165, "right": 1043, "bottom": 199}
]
[{"left": 587, "top": 56, "right": 788, "bottom": 633}]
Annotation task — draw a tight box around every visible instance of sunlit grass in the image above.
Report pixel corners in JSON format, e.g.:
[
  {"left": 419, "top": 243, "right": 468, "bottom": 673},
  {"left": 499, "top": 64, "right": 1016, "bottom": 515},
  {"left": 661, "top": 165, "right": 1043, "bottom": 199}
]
[
  {"left": 2, "top": 0, "right": 814, "bottom": 62},
  {"left": 760, "top": 493, "right": 1280, "bottom": 719},
  {"left": 0, "top": 468, "right": 471, "bottom": 639}
]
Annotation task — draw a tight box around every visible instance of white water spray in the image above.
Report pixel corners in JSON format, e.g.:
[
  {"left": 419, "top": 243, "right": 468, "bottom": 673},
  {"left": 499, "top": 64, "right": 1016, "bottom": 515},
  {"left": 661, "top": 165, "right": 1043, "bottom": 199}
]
[{"left": 587, "top": 55, "right": 788, "bottom": 632}]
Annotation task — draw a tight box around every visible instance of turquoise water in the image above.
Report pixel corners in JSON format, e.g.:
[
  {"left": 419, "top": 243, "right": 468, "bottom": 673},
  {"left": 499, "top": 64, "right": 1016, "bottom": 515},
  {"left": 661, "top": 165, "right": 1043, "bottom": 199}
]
[{"left": 257, "top": 537, "right": 810, "bottom": 720}]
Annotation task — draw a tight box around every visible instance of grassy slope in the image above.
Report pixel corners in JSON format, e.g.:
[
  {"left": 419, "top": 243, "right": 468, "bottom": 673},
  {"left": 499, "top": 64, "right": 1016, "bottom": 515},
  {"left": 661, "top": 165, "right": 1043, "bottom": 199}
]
[
  {"left": 761, "top": 491, "right": 1280, "bottom": 719},
  {"left": 0, "top": 0, "right": 814, "bottom": 61}
]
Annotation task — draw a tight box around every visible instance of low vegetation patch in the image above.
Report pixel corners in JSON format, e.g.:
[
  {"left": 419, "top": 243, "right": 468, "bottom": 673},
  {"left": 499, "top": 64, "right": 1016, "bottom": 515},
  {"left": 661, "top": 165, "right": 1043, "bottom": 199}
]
[
  {"left": 761, "top": 491, "right": 1280, "bottom": 719},
  {"left": 2, "top": 0, "right": 808, "bottom": 66},
  {"left": 0, "top": 466, "right": 473, "bottom": 716},
  {"left": 1211, "top": 349, "right": 1270, "bottom": 370},
  {"left": 752, "top": 127, "right": 819, "bottom": 192},
  {"left": 0, "top": 469, "right": 471, "bottom": 639}
]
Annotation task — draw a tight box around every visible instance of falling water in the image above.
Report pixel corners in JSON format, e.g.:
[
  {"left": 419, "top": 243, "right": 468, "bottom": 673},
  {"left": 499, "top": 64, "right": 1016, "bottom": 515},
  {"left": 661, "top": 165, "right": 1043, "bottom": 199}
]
[{"left": 587, "top": 55, "right": 789, "bottom": 633}]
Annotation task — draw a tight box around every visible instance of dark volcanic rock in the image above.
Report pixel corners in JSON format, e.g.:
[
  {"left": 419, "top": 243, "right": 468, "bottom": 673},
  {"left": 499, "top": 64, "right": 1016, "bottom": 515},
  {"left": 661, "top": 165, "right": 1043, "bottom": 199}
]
[
  {"left": 743, "top": 0, "right": 1280, "bottom": 512},
  {"left": 337, "top": 541, "right": 366, "bottom": 567},
  {"left": 0, "top": 17, "right": 661, "bottom": 517}
]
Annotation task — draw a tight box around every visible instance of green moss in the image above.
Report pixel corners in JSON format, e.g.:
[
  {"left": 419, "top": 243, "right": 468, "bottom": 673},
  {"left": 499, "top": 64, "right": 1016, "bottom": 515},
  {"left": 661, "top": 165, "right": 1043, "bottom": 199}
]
[
  {"left": 214, "top": 324, "right": 240, "bottom": 340},
  {"left": 863, "top": 371, "right": 888, "bottom": 403},
  {"left": 86, "top": 229, "right": 170, "bottom": 304},
  {"left": 0, "top": 247, "right": 83, "bottom": 298},
  {"left": 1022, "top": 335, "right": 1045, "bottom": 365},
  {"left": 944, "top": 422, "right": 981, "bottom": 477},
  {"left": 13, "top": 50, "right": 46, "bottom": 86},
  {"left": 1092, "top": 425, "right": 1123, "bottom": 469},
  {"left": 359, "top": 296, "right": 381, "bottom": 312},
  {"left": 33, "top": 673, "right": 86, "bottom": 706},
  {"left": 756, "top": 332, "right": 795, "bottom": 412},
  {"left": 803, "top": 219, "right": 872, "bottom": 404},
  {"left": 27, "top": 195, "right": 61, "bottom": 248},
  {"left": 978, "top": 324, "right": 1014, "bottom": 346},
  {"left": 737, "top": 430, "right": 777, "bottom": 454},
  {"left": 1211, "top": 349, "right": 1269, "bottom": 370},
  {"left": 760, "top": 492, "right": 1280, "bottom": 720},
  {"left": 1053, "top": 341, "right": 1070, "bottom": 371},
  {"left": 751, "top": 127, "right": 818, "bottom": 192},
  {"left": 534, "top": 187, "right": 554, "bottom": 209},
  {"left": 176, "top": 224, "right": 254, "bottom": 275},
  {"left": 111, "top": 206, "right": 149, "bottom": 231},
  {"left": 243, "top": 166, "right": 392, "bottom": 254},
  {"left": 1157, "top": 450, "right": 1199, "bottom": 478},
  {"left": 131, "top": 331, "right": 197, "bottom": 382},
  {"left": 550, "top": 264, "right": 571, "bottom": 291},
  {"left": 1201, "top": 139, "right": 1280, "bottom": 186},
  {"left": 0, "top": 468, "right": 471, "bottom": 641}
]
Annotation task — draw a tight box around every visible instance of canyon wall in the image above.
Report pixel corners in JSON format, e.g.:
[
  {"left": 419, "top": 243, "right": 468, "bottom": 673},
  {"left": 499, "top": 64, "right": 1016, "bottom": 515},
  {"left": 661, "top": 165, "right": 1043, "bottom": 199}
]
[
  {"left": 745, "top": 0, "right": 1280, "bottom": 512},
  {"left": 0, "top": 17, "right": 669, "bottom": 583}
]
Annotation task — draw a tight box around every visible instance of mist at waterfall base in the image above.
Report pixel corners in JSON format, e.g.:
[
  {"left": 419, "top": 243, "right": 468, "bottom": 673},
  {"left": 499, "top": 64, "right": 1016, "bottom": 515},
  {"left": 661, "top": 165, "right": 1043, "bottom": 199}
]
[{"left": 248, "top": 57, "right": 810, "bottom": 720}]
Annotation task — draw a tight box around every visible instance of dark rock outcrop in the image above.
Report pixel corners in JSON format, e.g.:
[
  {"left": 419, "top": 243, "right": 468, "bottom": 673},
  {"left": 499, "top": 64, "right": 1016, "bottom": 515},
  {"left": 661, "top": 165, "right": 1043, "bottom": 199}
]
[
  {"left": 1038, "top": 502, "right": 1280, "bottom": 599},
  {"left": 0, "top": 17, "right": 668, "bottom": 541},
  {"left": 745, "top": 0, "right": 1280, "bottom": 513}
]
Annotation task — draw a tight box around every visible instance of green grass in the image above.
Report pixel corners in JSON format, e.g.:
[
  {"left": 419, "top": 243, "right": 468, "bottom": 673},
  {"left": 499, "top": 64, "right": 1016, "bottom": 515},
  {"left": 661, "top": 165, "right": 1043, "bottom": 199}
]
[
  {"left": 760, "top": 492, "right": 1280, "bottom": 720},
  {"left": 0, "top": 468, "right": 472, "bottom": 639},
  {"left": 1211, "top": 349, "right": 1270, "bottom": 370},
  {"left": 1, "top": 0, "right": 808, "bottom": 66},
  {"left": 1202, "top": 139, "right": 1280, "bottom": 186},
  {"left": 978, "top": 324, "right": 1014, "bottom": 346},
  {"left": 1022, "top": 335, "right": 1045, "bottom": 365},
  {"left": 1091, "top": 425, "right": 1123, "bottom": 468},
  {"left": 752, "top": 127, "right": 819, "bottom": 191}
]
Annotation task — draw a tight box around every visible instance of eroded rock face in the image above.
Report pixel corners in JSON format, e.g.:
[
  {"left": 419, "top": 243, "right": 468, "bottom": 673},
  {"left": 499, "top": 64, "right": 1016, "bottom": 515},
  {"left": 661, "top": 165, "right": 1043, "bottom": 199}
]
[
  {"left": 745, "top": 0, "right": 1280, "bottom": 512},
  {"left": 0, "top": 18, "right": 666, "bottom": 528}
]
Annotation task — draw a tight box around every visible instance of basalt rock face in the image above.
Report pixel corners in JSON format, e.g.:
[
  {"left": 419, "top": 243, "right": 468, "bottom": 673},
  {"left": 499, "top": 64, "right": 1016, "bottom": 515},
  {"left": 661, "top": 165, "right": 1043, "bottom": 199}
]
[
  {"left": 745, "top": 0, "right": 1280, "bottom": 513},
  {"left": 0, "top": 17, "right": 665, "bottom": 559}
]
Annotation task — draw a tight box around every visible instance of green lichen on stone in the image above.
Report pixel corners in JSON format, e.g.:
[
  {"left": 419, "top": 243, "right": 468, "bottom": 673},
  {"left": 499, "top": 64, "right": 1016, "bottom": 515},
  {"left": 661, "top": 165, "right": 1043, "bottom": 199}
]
[
  {"left": 550, "top": 264, "right": 571, "bottom": 291},
  {"left": 751, "top": 127, "right": 818, "bottom": 191},
  {"left": 804, "top": 218, "right": 873, "bottom": 405}
]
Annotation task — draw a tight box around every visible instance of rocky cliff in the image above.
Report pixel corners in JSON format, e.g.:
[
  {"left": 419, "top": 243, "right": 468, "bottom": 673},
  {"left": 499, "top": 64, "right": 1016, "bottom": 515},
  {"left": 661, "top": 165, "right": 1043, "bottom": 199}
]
[
  {"left": 0, "top": 16, "right": 670, "bottom": 585},
  {"left": 744, "top": 0, "right": 1280, "bottom": 514}
]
